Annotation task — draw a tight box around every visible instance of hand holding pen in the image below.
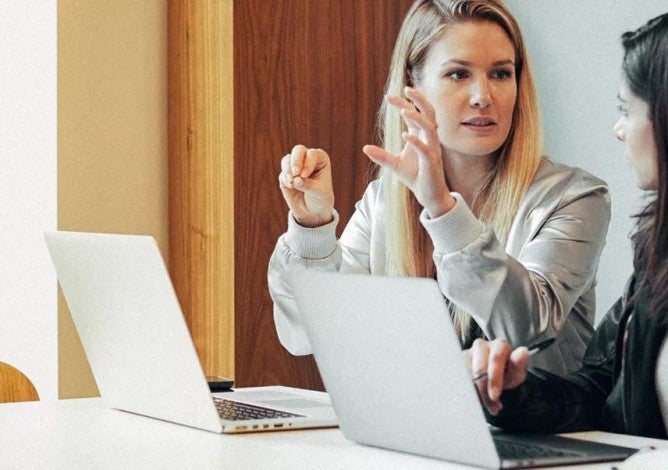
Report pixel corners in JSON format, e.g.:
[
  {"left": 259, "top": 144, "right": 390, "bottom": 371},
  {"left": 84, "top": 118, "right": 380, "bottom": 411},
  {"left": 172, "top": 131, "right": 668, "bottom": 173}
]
[
  {"left": 463, "top": 337, "right": 556, "bottom": 416},
  {"left": 472, "top": 338, "right": 555, "bottom": 382}
]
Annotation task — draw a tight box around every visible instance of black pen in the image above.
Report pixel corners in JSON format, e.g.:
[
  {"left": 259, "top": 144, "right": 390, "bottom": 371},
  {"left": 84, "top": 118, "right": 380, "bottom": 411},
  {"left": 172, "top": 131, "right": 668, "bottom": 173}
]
[{"left": 472, "top": 337, "right": 555, "bottom": 383}]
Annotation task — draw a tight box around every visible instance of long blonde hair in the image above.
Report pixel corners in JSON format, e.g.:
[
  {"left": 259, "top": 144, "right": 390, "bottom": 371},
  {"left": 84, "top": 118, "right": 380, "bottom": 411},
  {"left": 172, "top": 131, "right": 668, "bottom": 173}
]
[{"left": 378, "top": 0, "right": 543, "bottom": 343}]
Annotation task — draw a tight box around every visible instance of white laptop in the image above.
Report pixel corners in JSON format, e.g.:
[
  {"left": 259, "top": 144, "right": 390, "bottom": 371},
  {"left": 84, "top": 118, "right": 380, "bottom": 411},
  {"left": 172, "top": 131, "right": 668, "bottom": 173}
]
[
  {"left": 45, "top": 231, "right": 336, "bottom": 434},
  {"left": 287, "top": 270, "right": 636, "bottom": 469}
]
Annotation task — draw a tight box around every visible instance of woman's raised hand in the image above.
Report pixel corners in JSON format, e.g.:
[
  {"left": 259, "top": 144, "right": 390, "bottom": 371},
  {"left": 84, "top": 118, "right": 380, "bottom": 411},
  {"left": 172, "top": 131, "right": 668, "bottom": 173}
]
[
  {"left": 279, "top": 145, "right": 335, "bottom": 228},
  {"left": 363, "top": 86, "right": 455, "bottom": 218}
]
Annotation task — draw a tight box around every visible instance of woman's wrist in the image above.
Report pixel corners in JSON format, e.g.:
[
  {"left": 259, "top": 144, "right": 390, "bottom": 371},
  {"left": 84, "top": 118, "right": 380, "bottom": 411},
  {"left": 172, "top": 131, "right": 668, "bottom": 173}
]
[
  {"left": 294, "top": 211, "right": 334, "bottom": 228},
  {"left": 424, "top": 194, "right": 457, "bottom": 219},
  {"left": 285, "top": 209, "right": 340, "bottom": 260}
]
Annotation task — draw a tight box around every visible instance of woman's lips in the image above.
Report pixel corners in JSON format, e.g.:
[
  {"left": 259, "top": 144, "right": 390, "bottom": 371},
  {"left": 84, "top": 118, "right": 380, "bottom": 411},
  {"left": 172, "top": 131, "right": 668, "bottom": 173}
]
[{"left": 462, "top": 117, "right": 497, "bottom": 131}]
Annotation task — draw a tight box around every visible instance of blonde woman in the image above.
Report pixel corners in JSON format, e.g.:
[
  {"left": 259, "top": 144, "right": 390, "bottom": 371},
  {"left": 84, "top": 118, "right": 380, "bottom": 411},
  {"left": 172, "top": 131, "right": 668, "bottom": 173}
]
[{"left": 268, "top": 0, "right": 610, "bottom": 376}]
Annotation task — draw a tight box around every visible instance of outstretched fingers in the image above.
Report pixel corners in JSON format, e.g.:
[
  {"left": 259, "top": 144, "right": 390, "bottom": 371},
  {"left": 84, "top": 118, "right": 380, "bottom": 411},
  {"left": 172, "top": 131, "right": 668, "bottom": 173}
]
[
  {"left": 386, "top": 88, "right": 439, "bottom": 153},
  {"left": 401, "top": 132, "right": 432, "bottom": 157},
  {"left": 363, "top": 144, "right": 401, "bottom": 173},
  {"left": 404, "top": 86, "right": 437, "bottom": 123}
]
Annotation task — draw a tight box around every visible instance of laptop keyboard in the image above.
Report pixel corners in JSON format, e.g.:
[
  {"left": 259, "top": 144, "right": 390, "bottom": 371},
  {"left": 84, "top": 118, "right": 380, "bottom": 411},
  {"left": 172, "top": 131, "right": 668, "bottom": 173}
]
[
  {"left": 494, "top": 438, "right": 583, "bottom": 459},
  {"left": 213, "top": 398, "right": 304, "bottom": 421}
]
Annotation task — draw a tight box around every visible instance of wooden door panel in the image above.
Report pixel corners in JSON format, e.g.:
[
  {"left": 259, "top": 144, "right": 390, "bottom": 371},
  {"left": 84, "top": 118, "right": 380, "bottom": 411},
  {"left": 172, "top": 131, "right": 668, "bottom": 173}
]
[{"left": 234, "top": 0, "right": 413, "bottom": 388}]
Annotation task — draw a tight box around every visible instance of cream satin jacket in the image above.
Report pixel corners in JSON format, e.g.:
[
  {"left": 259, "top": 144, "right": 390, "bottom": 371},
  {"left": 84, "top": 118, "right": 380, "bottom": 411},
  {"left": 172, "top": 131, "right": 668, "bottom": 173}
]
[{"left": 268, "top": 159, "right": 611, "bottom": 376}]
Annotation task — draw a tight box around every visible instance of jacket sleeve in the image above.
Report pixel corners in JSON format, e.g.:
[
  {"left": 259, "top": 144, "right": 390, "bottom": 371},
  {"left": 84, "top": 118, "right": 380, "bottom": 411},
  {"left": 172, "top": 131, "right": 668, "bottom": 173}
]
[
  {"left": 267, "top": 184, "right": 376, "bottom": 355},
  {"left": 486, "top": 297, "right": 624, "bottom": 433},
  {"left": 422, "top": 175, "right": 610, "bottom": 344},
  {"left": 655, "top": 336, "right": 668, "bottom": 433}
]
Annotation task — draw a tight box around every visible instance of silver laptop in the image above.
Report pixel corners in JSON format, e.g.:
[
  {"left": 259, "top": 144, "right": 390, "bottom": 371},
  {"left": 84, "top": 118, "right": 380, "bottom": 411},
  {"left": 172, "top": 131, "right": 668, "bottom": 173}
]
[
  {"left": 45, "top": 231, "right": 336, "bottom": 434},
  {"left": 287, "top": 270, "right": 636, "bottom": 469}
]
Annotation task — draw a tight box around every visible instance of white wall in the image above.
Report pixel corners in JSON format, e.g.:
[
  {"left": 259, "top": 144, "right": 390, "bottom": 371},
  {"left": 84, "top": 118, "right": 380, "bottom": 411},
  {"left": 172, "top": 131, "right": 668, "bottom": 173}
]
[
  {"left": 504, "top": 1, "right": 667, "bottom": 322},
  {"left": 0, "top": 2, "right": 57, "bottom": 399}
]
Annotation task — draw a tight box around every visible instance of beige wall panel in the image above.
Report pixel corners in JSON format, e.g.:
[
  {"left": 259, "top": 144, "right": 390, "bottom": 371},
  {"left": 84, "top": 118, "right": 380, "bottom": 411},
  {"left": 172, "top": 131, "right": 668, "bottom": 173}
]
[{"left": 58, "top": 0, "right": 168, "bottom": 398}]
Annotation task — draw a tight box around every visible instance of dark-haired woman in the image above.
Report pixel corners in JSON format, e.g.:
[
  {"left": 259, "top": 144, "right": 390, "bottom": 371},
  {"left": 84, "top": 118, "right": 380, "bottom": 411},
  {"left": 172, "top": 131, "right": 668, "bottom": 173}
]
[{"left": 466, "top": 12, "right": 668, "bottom": 439}]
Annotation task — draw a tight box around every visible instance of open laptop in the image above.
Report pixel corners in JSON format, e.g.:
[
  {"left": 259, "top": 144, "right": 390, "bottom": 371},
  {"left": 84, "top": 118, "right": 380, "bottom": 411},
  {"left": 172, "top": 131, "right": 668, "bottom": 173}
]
[
  {"left": 45, "top": 231, "right": 336, "bottom": 434},
  {"left": 287, "top": 270, "right": 636, "bottom": 469}
]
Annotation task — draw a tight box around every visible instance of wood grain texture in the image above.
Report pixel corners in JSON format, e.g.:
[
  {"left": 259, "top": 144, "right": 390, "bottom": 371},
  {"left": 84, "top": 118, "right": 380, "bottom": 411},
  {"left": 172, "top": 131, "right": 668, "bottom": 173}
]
[
  {"left": 168, "top": 1, "right": 235, "bottom": 378},
  {"left": 0, "top": 362, "right": 39, "bottom": 403},
  {"left": 234, "top": 0, "right": 414, "bottom": 388}
]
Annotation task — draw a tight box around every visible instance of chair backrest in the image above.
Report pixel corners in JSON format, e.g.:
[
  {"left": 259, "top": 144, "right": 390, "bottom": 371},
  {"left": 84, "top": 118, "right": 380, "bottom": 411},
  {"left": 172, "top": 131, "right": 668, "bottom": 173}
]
[{"left": 0, "top": 362, "right": 39, "bottom": 403}]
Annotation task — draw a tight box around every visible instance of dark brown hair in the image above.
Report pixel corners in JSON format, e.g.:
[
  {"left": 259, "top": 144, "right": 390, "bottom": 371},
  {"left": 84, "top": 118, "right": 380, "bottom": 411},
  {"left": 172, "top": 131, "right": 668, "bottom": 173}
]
[{"left": 622, "top": 13, "right": 668, "bottom": 315}]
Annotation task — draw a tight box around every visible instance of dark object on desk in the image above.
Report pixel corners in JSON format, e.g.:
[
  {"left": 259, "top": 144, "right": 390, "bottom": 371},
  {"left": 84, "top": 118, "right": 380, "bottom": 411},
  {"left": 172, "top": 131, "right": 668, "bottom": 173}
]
[{"left": 207, "top": 376, "right": 234, "bottom": 392}]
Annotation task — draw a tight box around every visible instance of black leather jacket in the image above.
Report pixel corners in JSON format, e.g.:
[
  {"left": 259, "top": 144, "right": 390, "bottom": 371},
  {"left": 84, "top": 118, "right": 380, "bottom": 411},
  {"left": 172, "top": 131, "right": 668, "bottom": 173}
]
[{"left": 487, "top": 272, "right": 668, "bottom": 439}]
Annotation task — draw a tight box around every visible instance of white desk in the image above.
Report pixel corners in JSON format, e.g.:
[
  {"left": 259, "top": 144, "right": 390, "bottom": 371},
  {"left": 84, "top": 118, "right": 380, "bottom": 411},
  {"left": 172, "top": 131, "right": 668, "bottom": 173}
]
[{"left": 1, "top": 397, "right": 666, "bottom": 469}]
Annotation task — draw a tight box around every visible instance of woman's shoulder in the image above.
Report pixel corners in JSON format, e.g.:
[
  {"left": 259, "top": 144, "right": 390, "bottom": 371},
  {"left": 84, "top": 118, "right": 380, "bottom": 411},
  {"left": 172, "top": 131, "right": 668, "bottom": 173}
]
[
  {"left": 360, "top": 178, "right": 382, "bottom": 202},
  {"left": 513, "top": 158, "right": 611, "bottom": 224},
  {"left": 525, "top": 157, "right": 610, "bottom": 207},
  {"left": 349, "top": 178, "right": 384, "bottom": 217},
  {"left": 531, "top": 157, "right": 608, "bottom": 190}
]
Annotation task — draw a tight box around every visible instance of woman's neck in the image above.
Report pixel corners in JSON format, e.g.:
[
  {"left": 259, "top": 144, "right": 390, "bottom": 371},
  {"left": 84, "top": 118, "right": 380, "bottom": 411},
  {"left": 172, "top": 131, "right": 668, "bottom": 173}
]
[{"left": 443, "top": 152, "right": 496, "bottom": 210}]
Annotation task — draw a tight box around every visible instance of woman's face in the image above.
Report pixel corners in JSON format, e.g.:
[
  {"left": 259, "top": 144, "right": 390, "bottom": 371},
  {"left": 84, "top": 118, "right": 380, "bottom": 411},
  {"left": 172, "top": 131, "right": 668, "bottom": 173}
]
[
  {"left": 614, "top": 81, "right": 658, "bottom": 191},
  {"left": 416, "top": 21, "right": 517, "bottom": 162}
]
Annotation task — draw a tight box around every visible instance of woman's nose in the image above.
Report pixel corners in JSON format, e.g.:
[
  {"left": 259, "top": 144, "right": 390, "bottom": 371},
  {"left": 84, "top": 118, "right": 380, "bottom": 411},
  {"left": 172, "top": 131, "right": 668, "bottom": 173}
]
[
  {"left": 613, "top": 120, "right": 625, "bottom": 142},
  {"left": 469, "top": 79, "right": 491, "bottom": 108}
]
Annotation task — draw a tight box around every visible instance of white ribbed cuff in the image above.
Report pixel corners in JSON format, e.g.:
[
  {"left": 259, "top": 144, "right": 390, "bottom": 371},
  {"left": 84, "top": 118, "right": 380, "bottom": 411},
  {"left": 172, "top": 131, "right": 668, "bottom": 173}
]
[
  {"left": 284, "top": 209, "right": 339, "bottom": 259},
  {"left": 420, "top": 192, "right": 483, "bottom": 254}
]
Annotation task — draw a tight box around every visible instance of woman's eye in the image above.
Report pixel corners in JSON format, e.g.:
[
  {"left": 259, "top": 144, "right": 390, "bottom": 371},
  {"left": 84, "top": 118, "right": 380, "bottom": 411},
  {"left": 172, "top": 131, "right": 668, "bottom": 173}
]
[
  {"left": 446, "top": 70, "right": 469, "bottom": 81},
  {"left": 491, "top": 69, "right": 513, "bottom": 80},
  {"left": 617, "top": 105, "right": 628, "bottom": 117}
]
